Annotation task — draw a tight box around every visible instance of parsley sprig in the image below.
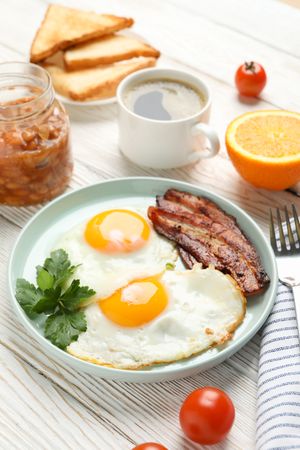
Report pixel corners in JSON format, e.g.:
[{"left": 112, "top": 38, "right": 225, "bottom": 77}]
[
  {"left": 15, "top": 249, "right": 96, "bottom": 349},
  {"left": 165, "top": 262, "right": 175, "bottom": 270}
]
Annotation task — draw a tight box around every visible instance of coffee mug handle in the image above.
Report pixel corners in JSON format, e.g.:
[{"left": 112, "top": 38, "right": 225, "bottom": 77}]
[{"left": 188, "top": 122, "right": 220, "bottom": 163}]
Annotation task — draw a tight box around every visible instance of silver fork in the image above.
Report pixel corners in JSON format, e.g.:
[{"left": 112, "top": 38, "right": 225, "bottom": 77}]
[{"left": 270, "top": 204, "right": 300, "bottom": 337}]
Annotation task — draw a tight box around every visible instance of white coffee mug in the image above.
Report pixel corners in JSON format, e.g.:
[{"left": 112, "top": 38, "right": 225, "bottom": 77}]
[{"left": 117, "top": 68, "right": 220, "bottom": 169}]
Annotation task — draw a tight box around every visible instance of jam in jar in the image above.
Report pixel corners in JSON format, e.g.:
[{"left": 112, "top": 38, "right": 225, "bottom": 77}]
[{"left": 0, "top": 62, "right": 72, "bottom": 206}]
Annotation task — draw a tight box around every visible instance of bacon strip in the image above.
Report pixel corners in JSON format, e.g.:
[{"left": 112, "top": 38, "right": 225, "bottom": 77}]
[
  {"left": 148, "top": 206, "right": 263, "bottom": 295},
  {"left": 156, "top": 194, "right": 269, "bottom": 286},
  {"left": 178, "top": 247, "right": 198, "bottom": 268},
  {"left": 148, "top": 189, "right": 269, "bottom": 296},
  {"left": 164, "top": 189, "right": 241, "bottom": 233}
]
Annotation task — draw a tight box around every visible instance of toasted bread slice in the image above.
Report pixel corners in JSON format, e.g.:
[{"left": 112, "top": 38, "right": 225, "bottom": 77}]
[
  {"left": 45, "top": 57, "right": 156, "bottom": 101},
  {"left": 30, "top": 4, "right": 133, "bottom": 63},
  {"left": 64, "top": 34, "right": 160, "bottom": 70}
]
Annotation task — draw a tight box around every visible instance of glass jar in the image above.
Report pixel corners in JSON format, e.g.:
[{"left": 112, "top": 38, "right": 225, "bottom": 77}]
[{"left": 0, "top": 62, "right": 72, "bottom": 206}]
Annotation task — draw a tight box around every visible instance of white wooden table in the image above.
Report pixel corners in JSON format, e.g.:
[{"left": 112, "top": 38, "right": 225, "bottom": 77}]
[{"left": 0, "top": 0, "right": 300, "bottom": 448}]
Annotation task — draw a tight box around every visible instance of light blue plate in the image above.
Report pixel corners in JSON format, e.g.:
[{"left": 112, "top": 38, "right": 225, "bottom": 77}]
[{"left": 8, "top": 177, "right": 277, "bottom": 383}]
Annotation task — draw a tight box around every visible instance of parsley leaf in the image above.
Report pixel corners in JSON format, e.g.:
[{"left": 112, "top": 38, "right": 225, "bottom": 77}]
[
  {"left": 60, "top": 280, "right": 96, "bottom": 311},
  {"left": 45, "top": 310, "right": 87, "bottom": 349},
  {"left": 166, "top": 262, "right": 175, "bottom": 270},
  {"left": 43, "top": 249, "right": 78, "bottom": 289},
  {"left": 36, "top": 266, "right": 54, "bottom": 291},
  {"left": 15, "top": 279, "right": 42, "bottom": 319},
  {"left": 32, "top": 286, "right": 62, "bottom": 314},
  {"left": 15, "top": 249, "right": 95, "bottom": 350}
]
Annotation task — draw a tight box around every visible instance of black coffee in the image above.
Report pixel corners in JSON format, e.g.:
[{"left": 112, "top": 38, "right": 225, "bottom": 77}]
[{"left": 123, "top": 79, "right": 205, "bottom": 121}]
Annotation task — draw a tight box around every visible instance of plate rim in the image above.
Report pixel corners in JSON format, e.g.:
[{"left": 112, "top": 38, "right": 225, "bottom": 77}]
[
  {"left": 8, "top": 176, "right": 278, "bottom": 380},
  {"left": 56, "top": 93, "right": 116, "bottom": 107}
]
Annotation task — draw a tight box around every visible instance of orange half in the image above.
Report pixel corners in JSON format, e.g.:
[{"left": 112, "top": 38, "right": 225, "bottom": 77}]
[{"left": 225, "top": 110, "right": 300, "bottom": 190}]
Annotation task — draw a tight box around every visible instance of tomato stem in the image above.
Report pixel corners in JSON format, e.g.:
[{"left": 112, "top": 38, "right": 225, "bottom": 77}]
[{"left": 244, "top": 61, "right": 256, "bottom": 72}]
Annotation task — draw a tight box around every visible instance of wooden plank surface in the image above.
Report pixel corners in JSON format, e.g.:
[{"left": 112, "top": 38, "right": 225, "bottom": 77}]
[{"left": 0, "top": 0, "right": 299, "bottom": 448}]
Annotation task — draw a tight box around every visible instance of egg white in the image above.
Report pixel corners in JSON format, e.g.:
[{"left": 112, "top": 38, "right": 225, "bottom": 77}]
[
  {"left": 67, "top": 265, "right": 246, "bottom": 369},
  {"left": 54, "top": 208, "right": 177, "bottom": 300}
]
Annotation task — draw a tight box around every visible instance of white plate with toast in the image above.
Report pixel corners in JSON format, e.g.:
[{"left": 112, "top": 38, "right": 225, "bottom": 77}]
[
  {"left": 55, "top": 93, "right": 117, "bottom": 107},
  {"left": 30, "top": 4, "right": 160, "bottom": 106},
  {"left": 53, "top": 49, "right": 159, "bottom": 107}
]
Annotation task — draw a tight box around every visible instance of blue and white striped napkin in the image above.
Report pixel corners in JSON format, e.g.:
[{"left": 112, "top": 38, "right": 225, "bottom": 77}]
[{"left": 256, "top": 283, "right": 300, "bottom": 450}]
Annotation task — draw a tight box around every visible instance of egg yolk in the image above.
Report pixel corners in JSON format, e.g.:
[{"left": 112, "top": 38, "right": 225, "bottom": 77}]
[
  {"left": 85, "top": 209, "right": 150, "bottom": 253},
  {"left": 99, "top": 276, "right": 168, "bottom": 327}
]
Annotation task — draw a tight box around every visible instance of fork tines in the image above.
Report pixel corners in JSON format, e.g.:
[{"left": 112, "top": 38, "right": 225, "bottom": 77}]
[{"left": 270, "top": 204, "right": 300, "bottom": 255}]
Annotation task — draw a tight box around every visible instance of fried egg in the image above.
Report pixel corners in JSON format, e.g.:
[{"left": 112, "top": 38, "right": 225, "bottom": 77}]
[
  {"left": 54, "top": 208, "right": 177, "bottom": 300},
  {"left": 67, "top": 265, "right": 246, "bottom": 369}
]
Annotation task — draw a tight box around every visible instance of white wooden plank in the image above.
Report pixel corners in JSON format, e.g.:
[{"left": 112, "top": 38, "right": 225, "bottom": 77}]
[
  {"left": 1, "top": 340, "right": 256, "bottom": 450},
  {"left": 0, "top": 345, "right": 130, "bottom": 450},
  {"left": 167, "top": 0, "right": 300, "bottom": 58}
]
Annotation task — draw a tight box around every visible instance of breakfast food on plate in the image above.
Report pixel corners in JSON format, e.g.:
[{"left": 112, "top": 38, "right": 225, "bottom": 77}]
[
  {"left": 16, "top": 249, "right": 245, "bottom": 368},
  {"left": 30, "top": 4, "right": 133, "bottom": 63},
  {"left": 29, "top": 4, "right": 160, "bottom": 101},
  {"left": 226, "top": 110, "right": 300, "bottom": 190},
  {"left": 148, "top": 189, "right": 269, "bottom": 295},
  {"left": 16, "top": 249, "right": 96, "bottom": 349},
  {"left": 16, "top": 192, "right": 269, "bottom": 369},
  {"left": 64, "top": 34, "right": 160, "bottom": 70},
  {"left": 54, "top": 208, "right": 177, "bottom": 299},
  {"left": 44, "top": 57, "right": 156, "bottom": 101},
  {"left": 67, "top": 265, "right": 245, "bottom": 369}
]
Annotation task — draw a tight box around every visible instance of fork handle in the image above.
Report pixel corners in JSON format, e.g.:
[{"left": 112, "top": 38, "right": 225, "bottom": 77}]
[{"left": 292, "top": 285, "right": 300, "bottom": 337}]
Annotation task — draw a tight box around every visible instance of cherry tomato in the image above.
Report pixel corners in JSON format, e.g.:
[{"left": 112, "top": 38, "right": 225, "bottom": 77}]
[
  {"left": 235, "top": 61, "right": 267, "bottom": 96},
  {"left": 179, "top": 387, "right": 235, "bottom": 445},
  {"left": 132, "top": 443, "right": 167, "bottom": 450}
]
